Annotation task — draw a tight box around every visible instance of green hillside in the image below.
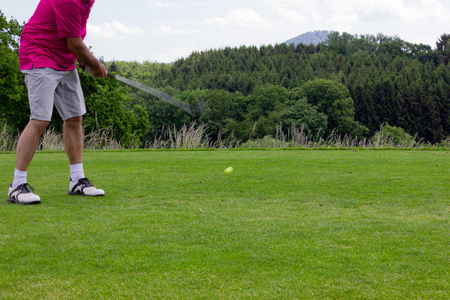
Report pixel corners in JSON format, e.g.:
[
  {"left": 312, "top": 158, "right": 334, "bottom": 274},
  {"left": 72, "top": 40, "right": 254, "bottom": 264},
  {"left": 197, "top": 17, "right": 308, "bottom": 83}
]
[{"left": 106, "top": 32, "right": 449, "bottom": 144}]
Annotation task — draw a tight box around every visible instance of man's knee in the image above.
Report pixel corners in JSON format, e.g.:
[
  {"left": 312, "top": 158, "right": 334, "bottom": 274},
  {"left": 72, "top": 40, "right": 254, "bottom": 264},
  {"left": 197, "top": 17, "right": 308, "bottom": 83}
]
[
  {"left": 64, "top": 116, "right": 83, "bottom": 128},
  {"left": 29, "top": 119, "right": 50, "bottom": 134}
]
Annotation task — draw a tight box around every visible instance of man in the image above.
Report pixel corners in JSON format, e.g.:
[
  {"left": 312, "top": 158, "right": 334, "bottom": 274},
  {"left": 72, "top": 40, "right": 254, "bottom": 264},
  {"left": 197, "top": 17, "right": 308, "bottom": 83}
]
[{"left": 7, "top": 0, "right": 107, "bottom": 205}]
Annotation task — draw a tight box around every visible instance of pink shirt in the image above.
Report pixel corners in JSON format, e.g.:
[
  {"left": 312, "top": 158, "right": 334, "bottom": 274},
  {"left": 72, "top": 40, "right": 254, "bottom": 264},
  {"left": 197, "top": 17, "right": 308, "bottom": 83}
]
[{"left": 19, "top": 0, "right": 95, "bottom": 71}]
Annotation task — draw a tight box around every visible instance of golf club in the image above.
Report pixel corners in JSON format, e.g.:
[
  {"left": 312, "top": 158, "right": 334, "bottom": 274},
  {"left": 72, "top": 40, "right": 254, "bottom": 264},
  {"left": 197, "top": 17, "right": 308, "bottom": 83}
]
[{"left": 82, "top": 65, "right": 206, "bottom": 117}]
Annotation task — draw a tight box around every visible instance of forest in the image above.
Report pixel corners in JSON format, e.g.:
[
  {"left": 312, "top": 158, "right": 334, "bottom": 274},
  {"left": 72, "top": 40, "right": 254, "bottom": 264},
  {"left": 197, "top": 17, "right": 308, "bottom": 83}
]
[{"left": 1, "top": 10, "right": 449, "bottom": 147}]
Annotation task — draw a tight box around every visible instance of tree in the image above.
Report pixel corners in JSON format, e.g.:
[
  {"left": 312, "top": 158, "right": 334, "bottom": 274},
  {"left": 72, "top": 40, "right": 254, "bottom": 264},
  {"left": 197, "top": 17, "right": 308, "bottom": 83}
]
[
  {"left": 248, "top": 85, "right": 290, "bottom": 118},
  {"left": 79, "top": 71, "right": 150, "bottom": 147},
  {"left": 300, "top": 79, "right": 368, "bottom": 136},
  {"left": 0, "top": 11, "right": 28, "bottom": 129},
  {"left": 436, "top": 34, "right": 450, "bottom": 65},
  {"left": 281, "top": 97, "right": 328, "bottom": 136},
  {"left": 197, "top": 89, "right": 233, "bottom": 140}
]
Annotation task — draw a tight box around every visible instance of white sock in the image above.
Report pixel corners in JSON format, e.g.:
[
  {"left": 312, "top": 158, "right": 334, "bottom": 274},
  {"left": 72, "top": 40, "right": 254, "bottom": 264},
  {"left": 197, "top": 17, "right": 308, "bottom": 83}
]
[
  {"left": 12, "top": 169, "right": 27, "bottom": 188},
  {"left": 70, "top": 163, "right": 85, "bottom": 182}
]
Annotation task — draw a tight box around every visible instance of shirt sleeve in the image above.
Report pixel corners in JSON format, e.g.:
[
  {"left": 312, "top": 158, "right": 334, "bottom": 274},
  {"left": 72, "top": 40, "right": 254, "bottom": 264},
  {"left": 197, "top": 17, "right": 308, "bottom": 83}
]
[{"left": 54, "top": 1, "right": 83, "bottom": 39}]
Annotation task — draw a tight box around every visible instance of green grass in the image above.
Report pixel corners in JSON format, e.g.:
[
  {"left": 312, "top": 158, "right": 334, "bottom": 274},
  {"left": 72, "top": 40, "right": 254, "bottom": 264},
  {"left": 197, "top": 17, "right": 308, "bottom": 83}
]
[{"left": 0, "top": 149, "right": 448, "bottom": 299}]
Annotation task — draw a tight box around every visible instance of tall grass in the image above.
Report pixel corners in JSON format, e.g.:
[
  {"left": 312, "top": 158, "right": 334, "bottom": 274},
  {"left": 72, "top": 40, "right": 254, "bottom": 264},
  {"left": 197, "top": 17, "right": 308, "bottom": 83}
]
[
  {"left": 241, "top": 123, "right": 430, "bottom": 149},
  {"left": 146, "top": 122, "right": 239, "bottom": 149},
  {"left": 0, "top": 124, "right": 126, "bottom": 152},
  {"left": 1, "top": 122, "right": 448, "bottom": 151},
  {"left": 0, "top": 124, "right": 18, "bottom": 151},
  {"left": 37, "top": 126, "right": 126, "bottom": 151},
  {"left": 83, "top": 126, "right": 125, "bottom": 150},
  {"left": 38, "top": 127, "right": 65, "bottom": 151},
  {"left": 443, "top": 136, "right": 450, "bottom": 148}
]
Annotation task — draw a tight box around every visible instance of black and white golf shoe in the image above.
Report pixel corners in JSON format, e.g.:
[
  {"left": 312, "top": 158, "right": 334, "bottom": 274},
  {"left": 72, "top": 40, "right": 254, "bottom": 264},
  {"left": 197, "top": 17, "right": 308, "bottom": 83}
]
[
  {"left": 69, "top": 178, "right": 105, "bottom": 197},
  {"left": 7, "top": 183, "right": 41, "bottom": 205}
]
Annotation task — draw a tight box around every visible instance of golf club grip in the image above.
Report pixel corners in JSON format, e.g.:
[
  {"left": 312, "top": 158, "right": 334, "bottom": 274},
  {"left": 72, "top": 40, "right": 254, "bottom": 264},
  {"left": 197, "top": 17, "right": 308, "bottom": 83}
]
[{"left": 81, "top": 64, "right": 92, "bottom": 75}]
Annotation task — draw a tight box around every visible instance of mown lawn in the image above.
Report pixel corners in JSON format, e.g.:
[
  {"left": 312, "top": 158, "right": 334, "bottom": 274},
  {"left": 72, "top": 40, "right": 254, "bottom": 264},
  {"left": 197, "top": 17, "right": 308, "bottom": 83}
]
[{"left": 0, "top": 149, "right": 448, "bottom": 299}]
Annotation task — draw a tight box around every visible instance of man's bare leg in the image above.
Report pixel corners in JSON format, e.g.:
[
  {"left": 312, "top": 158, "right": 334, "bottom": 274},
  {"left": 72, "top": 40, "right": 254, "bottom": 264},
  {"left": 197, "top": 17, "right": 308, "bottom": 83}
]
[
  {"left": 64, "top": 116, "right": 86, "bottom": 183},
  {"left": 63, "top": 116, "right": 83, "bottom": 165},
  {"left": 15, "top": 119, "right": 50, "bottom": 171},
  {"left": 64, "top": 116, "right": 105, "bottom": 197},
  {"left": 8, "top": 119, "right": 48, "bottom": 204}
]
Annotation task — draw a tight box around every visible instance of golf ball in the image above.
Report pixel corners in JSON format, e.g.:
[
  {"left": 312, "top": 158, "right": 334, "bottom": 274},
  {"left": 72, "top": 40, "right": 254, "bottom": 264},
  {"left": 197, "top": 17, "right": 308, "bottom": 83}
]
[{"left": 224, "top": 167, "right": 233, "bottom": 174}]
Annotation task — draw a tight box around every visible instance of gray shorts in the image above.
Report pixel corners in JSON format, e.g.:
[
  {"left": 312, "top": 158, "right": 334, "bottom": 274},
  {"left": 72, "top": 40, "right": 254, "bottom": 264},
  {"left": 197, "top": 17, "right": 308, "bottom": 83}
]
[{"left": 22, "top": 68, "right": 87, "bottom": 121}]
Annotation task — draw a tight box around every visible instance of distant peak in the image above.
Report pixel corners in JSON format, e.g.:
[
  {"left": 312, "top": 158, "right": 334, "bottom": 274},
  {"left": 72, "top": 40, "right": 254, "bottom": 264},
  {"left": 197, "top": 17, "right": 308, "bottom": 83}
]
[{"left": 285, "top": 30, "right": 333, "bottom": 46}]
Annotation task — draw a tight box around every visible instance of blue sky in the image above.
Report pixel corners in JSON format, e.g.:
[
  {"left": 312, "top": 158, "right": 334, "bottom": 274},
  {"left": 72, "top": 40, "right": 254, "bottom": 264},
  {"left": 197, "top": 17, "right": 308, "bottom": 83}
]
[{"left": 2, "top": 0, "right": 449, "bottom": 63}]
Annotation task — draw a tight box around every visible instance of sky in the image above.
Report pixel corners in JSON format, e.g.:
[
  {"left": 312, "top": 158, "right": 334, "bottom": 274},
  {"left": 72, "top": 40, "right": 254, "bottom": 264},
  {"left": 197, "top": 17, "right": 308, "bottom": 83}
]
[{"left": 2, "top": 0, "right": 449, "bottom": 63}]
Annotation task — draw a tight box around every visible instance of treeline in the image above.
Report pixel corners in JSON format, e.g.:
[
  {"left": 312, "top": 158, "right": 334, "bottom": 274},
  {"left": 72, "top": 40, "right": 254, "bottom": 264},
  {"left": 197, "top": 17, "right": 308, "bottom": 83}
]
[
  {"left": 1, "top": 9, "right": 449, "bottom": 147},
  {"left": 110, "top": 32, "right": 449, "bottom": 144}
]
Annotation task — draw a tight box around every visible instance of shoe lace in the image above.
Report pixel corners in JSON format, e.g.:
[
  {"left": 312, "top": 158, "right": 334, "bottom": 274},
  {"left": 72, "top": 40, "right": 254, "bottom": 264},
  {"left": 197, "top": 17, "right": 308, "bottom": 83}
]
[
  {"left": 18, "top": 183, "right": 35, "bottom": 193},
  {"left": 78, "top": 178, "right": 93, "bottom": 187}
]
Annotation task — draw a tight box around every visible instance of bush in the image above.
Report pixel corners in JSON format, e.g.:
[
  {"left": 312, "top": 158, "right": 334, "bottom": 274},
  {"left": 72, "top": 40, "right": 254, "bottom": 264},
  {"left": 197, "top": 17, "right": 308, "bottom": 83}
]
[{"left": 371, "top": 124, "right": 417, "bottom": 147}]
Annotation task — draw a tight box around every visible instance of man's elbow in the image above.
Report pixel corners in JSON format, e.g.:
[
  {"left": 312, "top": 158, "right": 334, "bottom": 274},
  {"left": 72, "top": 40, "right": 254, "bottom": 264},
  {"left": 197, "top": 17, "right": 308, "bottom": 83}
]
[{"left": 66, "top": 36, "right": 84, "bottom": 53}]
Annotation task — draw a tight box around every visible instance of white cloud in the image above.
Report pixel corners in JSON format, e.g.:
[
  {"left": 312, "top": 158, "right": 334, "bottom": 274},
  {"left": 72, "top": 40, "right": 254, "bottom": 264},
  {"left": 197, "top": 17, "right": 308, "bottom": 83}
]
[
  {"left": 267, "top": 0, "right": 450, "bottom": 27},
  {"left": 206, "top": 8, "right": 270, "bottom": 29},
  {"left": 152, "top": 25, "right": 199, "bottom": 36},
  {"left": 153, "top": 46, "right": 200, "bottom": 63},
  {"left": 276, "top": 5, "right": 322, "bottom": 23},
  {"left": 276, "top": 7, "right": 308, "bottom": 23},
  {"left": 87, "top": 21, "right": 144, "bottom": 41},
  {"left": 148, "top": 0, "right": 182, "bottom": 9},
  {"left": 389, "top": 0, "right": 449, "bottom": 22}
]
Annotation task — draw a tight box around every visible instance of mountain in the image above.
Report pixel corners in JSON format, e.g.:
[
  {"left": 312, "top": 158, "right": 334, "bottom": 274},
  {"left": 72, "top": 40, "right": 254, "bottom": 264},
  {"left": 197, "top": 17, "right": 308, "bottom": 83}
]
[{"left": 285, "top": 30, "right": 332, "bottom": 46}]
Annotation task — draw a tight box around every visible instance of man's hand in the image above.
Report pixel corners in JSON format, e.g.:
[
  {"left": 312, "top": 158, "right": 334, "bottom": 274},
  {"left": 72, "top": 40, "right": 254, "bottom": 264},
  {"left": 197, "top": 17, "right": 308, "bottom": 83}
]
[
  {"left": 89, "top": 62, "right": 108, "bottom": 78},
  {"left": 66, "top": 36, "right": 107, "bottom": 78}
]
